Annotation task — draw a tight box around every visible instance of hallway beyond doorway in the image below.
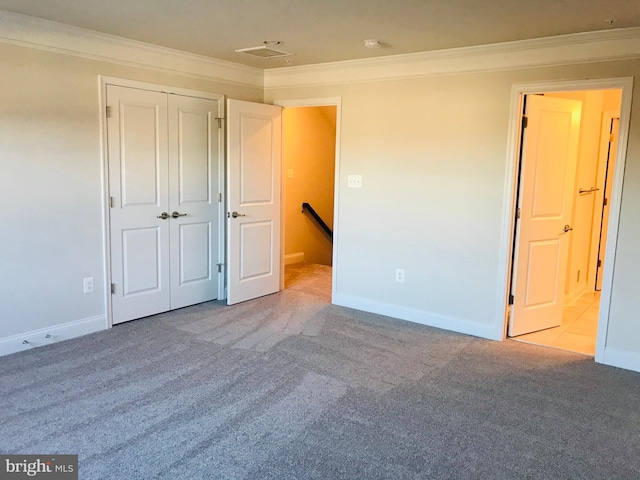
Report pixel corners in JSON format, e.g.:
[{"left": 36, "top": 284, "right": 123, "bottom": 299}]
[
  {"left": 511, "top": 291, "right": 600, "bottom": 356},
  {"left": 285, "top": 263, "right": 332, "bottom": 302}
]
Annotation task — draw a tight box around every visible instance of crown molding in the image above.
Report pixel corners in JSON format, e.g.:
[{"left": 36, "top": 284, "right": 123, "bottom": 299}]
[
  {"left": 265, "top": 27, "right": 640, "bottom": 89},
  {"left": 3, "top": 10, "right": 639, "bottom": 92},
  {"left": 0, "top": 11, "right": 263, "bottom": 89}
]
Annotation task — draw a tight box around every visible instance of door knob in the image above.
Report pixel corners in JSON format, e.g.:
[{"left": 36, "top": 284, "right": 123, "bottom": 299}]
[
  {"left": 230, "top": 211, "right": 246, "bottom": 218},
  {"left": 171, "top": 211, "right": 187, "bottom": 218},
  {"left": 157, "top": 212, "right": 169, "bottom": 220},
  {"left": 563, "top": 224, "right": 573, "bottom": 233}
]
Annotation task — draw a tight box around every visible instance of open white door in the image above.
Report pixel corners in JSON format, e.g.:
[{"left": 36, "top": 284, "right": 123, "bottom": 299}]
[
  {"left": 595, "top": 118, "right": 619, "bottom": 291},
  {"left": 510, "top": 95, "right": 582, "bottom": 337},
  {"left": 226, "top": 99, "right": 282, "bottom": 305}
]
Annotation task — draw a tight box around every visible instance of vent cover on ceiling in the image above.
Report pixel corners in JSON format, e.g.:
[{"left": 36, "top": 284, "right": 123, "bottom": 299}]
[{"left": 235, "top": 45, "right": 293, "bottom": 58}]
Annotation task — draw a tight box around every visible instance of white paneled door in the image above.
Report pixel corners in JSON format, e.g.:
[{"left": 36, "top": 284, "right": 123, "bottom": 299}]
[
  {"left": 168, "top": 94, "right": 221, "bottom": 309},
  {"left": 509, "top": 95, "right": 582, "bottom": 337},
  {"left": 107, "top": 85, "right": 221, "bottom": 324},
  {"left": 226, "top": 99, "right": 282, "bottom": 305}
]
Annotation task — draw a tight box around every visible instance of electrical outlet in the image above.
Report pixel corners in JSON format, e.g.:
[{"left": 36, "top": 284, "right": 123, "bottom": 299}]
[
  {"left": 347, "top": 175, "right": 363, "bottom": 188},
  {"left": 395, "top": 268, "right": 405, "bottom": 283},
  {"left": 83, "top": 277, "right": 94, "bottom": 294}
]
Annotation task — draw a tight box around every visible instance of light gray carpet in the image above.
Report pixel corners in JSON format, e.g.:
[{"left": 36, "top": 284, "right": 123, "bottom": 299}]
[{"left": 2, "top": 263, "right": 639, "bottom": 479}]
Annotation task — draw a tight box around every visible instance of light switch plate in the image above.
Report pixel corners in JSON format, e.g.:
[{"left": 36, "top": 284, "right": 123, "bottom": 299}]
[{"left": 348, "top": 175, "right": 362, "bottom": 188}]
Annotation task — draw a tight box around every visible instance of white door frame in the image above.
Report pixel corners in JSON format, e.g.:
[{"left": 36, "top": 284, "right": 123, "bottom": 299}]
[
  {"left": 99, "top": 76, "right": 226, "bottom": 328},
  {"left": 496, "top": 77, "right": 633, "bottom": 364},
  {"left": 273, "top": 97, "right": 342, "bottom": 301}
]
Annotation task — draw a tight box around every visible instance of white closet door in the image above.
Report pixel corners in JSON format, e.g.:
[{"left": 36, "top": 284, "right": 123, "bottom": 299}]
[
  {"left": 107, "top": 85, "right": 171, "bottom": 324},
  {"left": 108, "top": 84, "right": 222, "bottom": 324},
  {"left": 168, "top": 94, "right": 221, "bottom": 309}
]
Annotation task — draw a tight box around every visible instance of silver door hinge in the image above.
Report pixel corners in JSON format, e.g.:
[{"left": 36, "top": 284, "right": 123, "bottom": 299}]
[
  {"left": 218, "top": 193, "right": 222, "bottom": 203},
  {"left": 522, "top": 116, "right": 528, "bottom": 129},
  {"left": 106, "top": 106, "right": 112, "bottom": 118},
  {"left": 111, "top": 283, "right": 116, "bottom": 294},
  {"left": 215, "top": 117, "right": 224, "bottom": 128},
  {"left": 109, "top": 196, "right": 114, "bottom": 208},
  {"left": 217, "top": 263, "right": 223, "bottom": 273}
]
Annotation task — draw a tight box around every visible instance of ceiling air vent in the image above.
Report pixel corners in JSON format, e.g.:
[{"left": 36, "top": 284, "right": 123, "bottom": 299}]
[{"left": 235, "top": 45, "right": 293, "bottom": 58}]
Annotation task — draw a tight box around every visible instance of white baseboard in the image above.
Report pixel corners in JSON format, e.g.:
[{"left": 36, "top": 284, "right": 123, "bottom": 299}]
[
  {"left": 0, "top": 315, "right": 107, "bottom": 357},
  {"left": 600, "top": 347, "right": 640, "bottom": 374},
  {"left": 285, "top": 252, "right": 305, "bottom": 265},
  {"left": 332, "top": 292, "right": 498, "bottom": 340},
  {"left": 564, "top": 281, "right": 587, "bottom": 306}
]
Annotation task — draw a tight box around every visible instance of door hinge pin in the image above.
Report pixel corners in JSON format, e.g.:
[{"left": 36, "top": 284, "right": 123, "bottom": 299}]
[
  {"left": 218, "top": 193, "right": 222, "bottom": 203},
  {"left": 217, "top": 263, "right": 223, "bottom": 273},
  {"left": 106, "top": 106, "right": 112, "bottom": 118},
  {"left": 609, "top": 134, "right": 614, "bottom": 142},
  {"left": 522, "top": 116, "right": 528, "bottom": 128},
  {"left": 603, "top": 197, "right": 608, "bottom": 206},
  {"left": 509, "top": 294, "right": 514, "bottom": 305},
  {"left": 109, "top": 196, "right": 114, "bottom": 208},
  {"left": 597, "top": 259, "right": 602, "bottom": 268},
  {"left": 215, "top": 117, "right": 223, "bottom": 128},
  {"left": 516, "top": 207, "right": 521, "bottom": 219},
  {"left": 111, "top": 283, "right": 116, "bottom": 294}
]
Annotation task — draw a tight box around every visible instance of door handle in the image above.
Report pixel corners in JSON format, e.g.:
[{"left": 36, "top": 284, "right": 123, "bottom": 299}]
[
  {"left": 157, "top": 212, "right": 170, "bottom": 220},
  {"left": 230, "top": 211, "right": 246, "bottom": 218},
  {"left": 171, "top": 211, "right": 187, "bottom": 218},
  {"left": 563, "top": 224, "right": 573, "bottom": 233}
]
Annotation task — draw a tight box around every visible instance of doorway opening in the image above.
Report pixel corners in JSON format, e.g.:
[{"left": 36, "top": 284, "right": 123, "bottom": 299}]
[
  {"left": 507, "top": 87, "right": 623, "bottom": 356},
  {"left": 278, "top": 101, "right": 340, "bottom": 301}
]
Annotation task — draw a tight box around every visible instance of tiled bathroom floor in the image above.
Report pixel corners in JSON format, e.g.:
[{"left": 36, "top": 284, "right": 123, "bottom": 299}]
[{"left": 511, "top": 291, "right": 600, "bottom": 356}]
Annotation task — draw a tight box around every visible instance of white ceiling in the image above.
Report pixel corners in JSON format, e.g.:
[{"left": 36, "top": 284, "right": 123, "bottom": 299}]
[{"left": 1, "top": 0, "right": 639, "bottom": 69}]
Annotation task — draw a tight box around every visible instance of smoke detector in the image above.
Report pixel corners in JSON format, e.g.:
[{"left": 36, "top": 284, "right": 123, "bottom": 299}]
[
  {"left": 364, "top": 39, "right": 381, "bottom": 48},
  {"left": 235, "top": 41, "right": 293, "bottom": 58}
]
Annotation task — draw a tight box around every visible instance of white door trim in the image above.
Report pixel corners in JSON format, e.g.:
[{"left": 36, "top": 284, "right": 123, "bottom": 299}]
[
  {"left": 496, "top": 77, "right": 634, "bottom": 365},
  {"left": 273, "top": 97, "right": 342, "bottom": 302},
  {"left": 98, "top": 76, "right": 225, "bottom": 328}
]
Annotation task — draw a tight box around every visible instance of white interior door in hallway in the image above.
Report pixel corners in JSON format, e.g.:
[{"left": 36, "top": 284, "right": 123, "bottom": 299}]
[
  {"left": 107, "top": 85, "right": 222, "bottom": 324},
  {"left": 226, "top": 99, "right": 282, "bottom": 305},
  {"left": 509, "top": 95, "right": 582, "bottom": 337}
]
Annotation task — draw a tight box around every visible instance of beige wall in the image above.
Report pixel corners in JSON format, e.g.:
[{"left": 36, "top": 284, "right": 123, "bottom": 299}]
[
  {"left": 283, "top": 106, "right": 336, "bottom": 266},
  {"left": 266, "top": 59, "right": 640, "bottom": 364},
  {"left": 0, "top": 42, "right": 261, "bottom": 339}
]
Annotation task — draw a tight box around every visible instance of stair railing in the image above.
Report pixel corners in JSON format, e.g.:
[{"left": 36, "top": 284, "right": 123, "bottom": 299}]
[{"left": 301, "top": 202, "right": 333, "bottom": 241}]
